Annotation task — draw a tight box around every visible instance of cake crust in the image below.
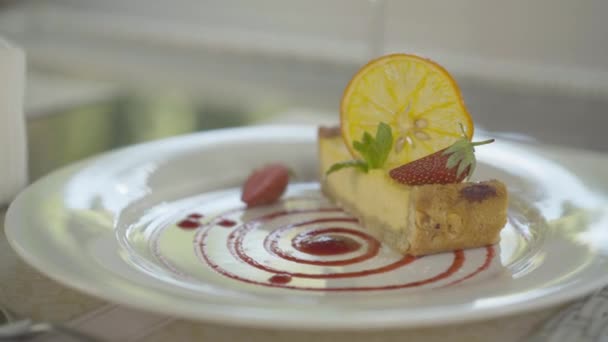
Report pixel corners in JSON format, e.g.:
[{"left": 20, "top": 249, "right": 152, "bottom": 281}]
[{"left": 407, "top": 180, "right": 507, "bottom": 255}]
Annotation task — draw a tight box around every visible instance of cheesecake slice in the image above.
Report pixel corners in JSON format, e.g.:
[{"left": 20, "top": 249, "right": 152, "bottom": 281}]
[{"left": 318, "top": 126, "right": 508, "bottom": 256}]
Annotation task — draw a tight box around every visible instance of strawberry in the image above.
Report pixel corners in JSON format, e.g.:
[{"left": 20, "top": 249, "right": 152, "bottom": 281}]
[
  {"left": 241, "top": 164, "right": 290, "bottom": 207},
  {"left": 389, "top": 134, "right": 494, "bottom": 186}
]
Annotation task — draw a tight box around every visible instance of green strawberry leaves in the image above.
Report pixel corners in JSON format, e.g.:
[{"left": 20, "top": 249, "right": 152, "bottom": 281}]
[
  {"left": 326, "top": 122, "right": 393, "bottom": 176},
  {"left": 442, "top": 126, "right": 494, "bottom": 180}
]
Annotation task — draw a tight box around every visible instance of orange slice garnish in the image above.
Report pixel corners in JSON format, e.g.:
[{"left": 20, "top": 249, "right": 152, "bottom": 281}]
[{"left": 340, "top": 53, "right": 473, "bottom": 169}]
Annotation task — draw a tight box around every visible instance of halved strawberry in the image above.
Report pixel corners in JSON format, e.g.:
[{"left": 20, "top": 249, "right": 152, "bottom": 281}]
[
  {"left": 389, "top": 132, "right": 494, "bottom": 186},
  {"left": 241, "top": 164, "right": 290, "bottom": 207}
]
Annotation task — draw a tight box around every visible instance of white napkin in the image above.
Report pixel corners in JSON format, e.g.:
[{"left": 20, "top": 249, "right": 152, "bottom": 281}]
[{"left": 0, "top": 37, "right": 27, "bottom": 206}]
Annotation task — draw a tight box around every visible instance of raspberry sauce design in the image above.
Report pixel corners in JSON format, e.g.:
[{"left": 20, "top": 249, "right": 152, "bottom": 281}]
[
  {"left": 176, "top": 219, "right": 200, "bottom": 229},
  {"left": 163, "top": 197, "right": 497, "bottom": 292},
  {"left": 293, "top": 232, "right": 362, "bottom": 256}
]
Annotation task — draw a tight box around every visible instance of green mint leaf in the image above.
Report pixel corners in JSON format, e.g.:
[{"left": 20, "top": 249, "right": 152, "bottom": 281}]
[
  {"left": 360, "top": 133, "right": 374, "bottom": 161},
  {"left": 353, "top": 141, "right": 368, "bottom": 161},
  {"left": 353, "top": 140, "right": 365, "bottom": 153},
  {"left": 353, "top": 134, "right": 369, "bottom": 161},
  {"left": 325, "top": 160, "right": 369, "bottom": 175},
  {"left": 359, "top": 132, "right": 372, "bottom": 150},
  {"left": 374, "top": 122, "right": 393, "bottom": 167},
  {"left": 365, "top": 141, "right": 379, "bottom": 168},
  {"left": 346, "top": 122, "right": 394, "bottom": 171}
]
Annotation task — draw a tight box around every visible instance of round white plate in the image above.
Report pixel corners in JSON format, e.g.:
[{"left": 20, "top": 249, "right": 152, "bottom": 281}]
[{"left": 6, "top": 125, "right": 608, "bottom": 330}]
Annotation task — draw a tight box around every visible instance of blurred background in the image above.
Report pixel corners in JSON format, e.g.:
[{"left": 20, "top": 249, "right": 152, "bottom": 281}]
[{"left": 0, "top": 0, "right": 607, "bottom": 180}]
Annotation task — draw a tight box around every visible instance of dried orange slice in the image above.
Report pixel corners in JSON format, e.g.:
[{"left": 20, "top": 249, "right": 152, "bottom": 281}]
[{"left": 340, "top": 53, "right": 473, "bottom": 169}]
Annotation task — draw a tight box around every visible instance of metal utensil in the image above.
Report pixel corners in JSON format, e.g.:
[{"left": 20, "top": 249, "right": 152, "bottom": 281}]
[{"left": 0, "top": 305, "right": 102, "bottom": 341}]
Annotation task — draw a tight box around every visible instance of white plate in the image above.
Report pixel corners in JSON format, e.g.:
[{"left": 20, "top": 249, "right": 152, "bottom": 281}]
[{"left": 6, "top": 125, "right": 608, "bottom": 330}]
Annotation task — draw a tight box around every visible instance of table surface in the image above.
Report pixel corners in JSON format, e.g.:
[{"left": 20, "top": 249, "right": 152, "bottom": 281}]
[{"left": 0, "top": 207, "right": 568, "bottom": 341}]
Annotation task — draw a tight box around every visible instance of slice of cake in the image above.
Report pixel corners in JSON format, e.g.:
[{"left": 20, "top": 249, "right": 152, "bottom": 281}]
[{"left": 319, "top": 127, "right": 508, "bottom": 256}]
